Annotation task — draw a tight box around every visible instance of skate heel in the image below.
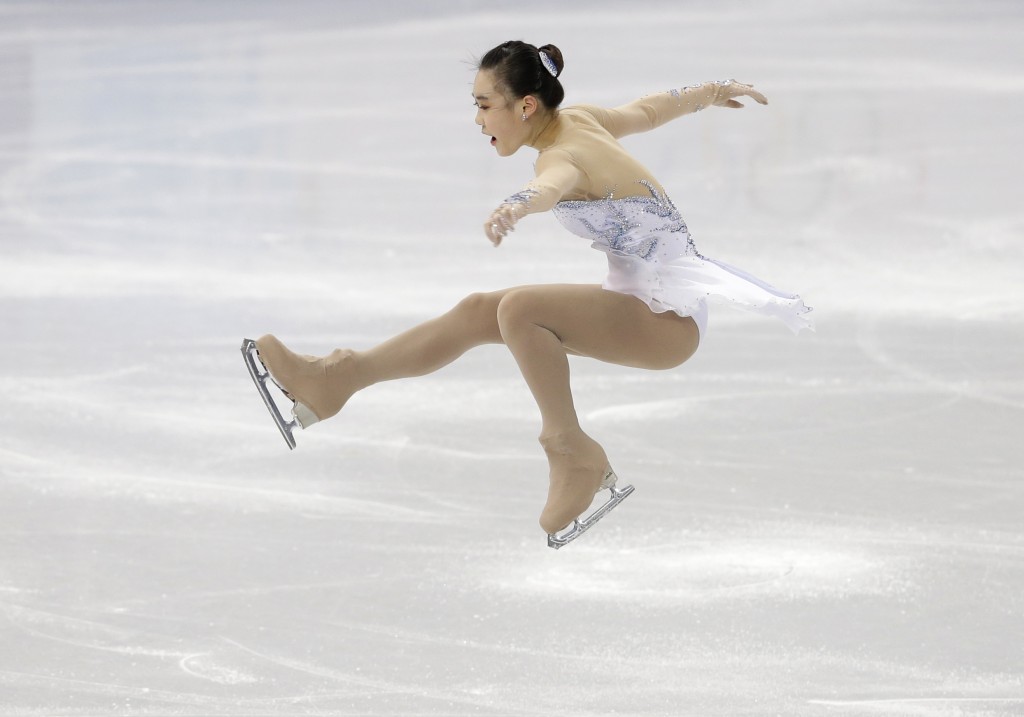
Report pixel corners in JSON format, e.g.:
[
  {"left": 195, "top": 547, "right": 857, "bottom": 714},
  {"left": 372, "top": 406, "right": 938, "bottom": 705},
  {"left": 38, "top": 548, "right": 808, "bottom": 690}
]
[
  {"left": 547, "top": 465, "right": 634, "bottom": 550},
  {"left": 292, "top": 401, "right": 320, "bottom": 429},
  {"left": 600, "top": 466, "right": 618, "bottom": 490}
]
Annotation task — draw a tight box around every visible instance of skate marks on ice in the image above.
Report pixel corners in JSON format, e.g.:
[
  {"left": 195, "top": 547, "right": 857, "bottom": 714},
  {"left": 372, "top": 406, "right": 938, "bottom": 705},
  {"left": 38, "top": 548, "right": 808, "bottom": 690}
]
[
  {"left": 0, "top": 607, "right": 596, "bottom": 716},
  {"left": 854, "top": 317, "right": 1024, "bottom": 412},
  {"left": 491, "top": 474, "right": 1024, "bottom": 607},
  {"left": 0, "top": 353, "right": 453, "bottom": 524},
  {"left": 0, "top": 606, "right": 266, "bottom": 711},
  {"left": 1, "top": 604, "right": 254, "bottom": 688},
  {"left": 489, "top": 518, "right": 916, "bottom": 604},
  {"left": 2, "top": 442, "right": 439, "bottom": 524},
  {"left": 213, "top": 636, "right": 558, "bottom": 715},
  {"left": 0, "top": 573, "right": 552, "bottom": 712},
  {"left": 0, "top": 601, "right": 529, "bottom": 714},
  {"left": 487, "top": 518, "right": 1024, "bottom": 713},
  {"left": 807, "top": 696, "right": 1024, "bottom": 715}
]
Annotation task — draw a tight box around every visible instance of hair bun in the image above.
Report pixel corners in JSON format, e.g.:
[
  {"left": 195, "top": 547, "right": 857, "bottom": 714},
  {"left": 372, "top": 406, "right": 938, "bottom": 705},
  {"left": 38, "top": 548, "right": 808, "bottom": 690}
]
[
  {"left": 538, "top": 44, "right": 564, "bottom": 77},
  {"left": 478, "top": 40, "right": 566, "bottom": 109}
]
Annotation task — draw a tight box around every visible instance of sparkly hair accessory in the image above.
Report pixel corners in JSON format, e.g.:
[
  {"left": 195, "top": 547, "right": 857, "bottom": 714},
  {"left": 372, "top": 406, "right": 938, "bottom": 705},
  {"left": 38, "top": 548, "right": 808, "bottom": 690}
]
[{"left": 538, "top": 51, "right": 558, "bottom": 78}]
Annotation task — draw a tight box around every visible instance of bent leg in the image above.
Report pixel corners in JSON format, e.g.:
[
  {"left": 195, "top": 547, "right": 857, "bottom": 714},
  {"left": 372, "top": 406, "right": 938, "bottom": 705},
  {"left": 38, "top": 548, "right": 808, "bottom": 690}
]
[
  {"left": 496, "top": 284, "right": 699, "bottom": 433},
  {"left": 495, "top": 284, "right": 699, "bottom": 532}
]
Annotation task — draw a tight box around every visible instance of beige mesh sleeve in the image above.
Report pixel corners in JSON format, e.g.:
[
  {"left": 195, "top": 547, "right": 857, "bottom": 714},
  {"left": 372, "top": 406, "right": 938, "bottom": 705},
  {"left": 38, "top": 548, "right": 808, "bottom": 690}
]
[
  {"left": 499, "top": 149, "right": 584, "bottom": 216},
  {"left": 576, "top": 80, "right": 743, "bottom": 138}
]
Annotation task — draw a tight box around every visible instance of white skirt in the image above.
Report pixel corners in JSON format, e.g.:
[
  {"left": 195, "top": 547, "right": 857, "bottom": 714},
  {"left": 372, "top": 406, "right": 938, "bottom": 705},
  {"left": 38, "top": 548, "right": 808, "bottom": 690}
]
[{"left": 599, "top": 246, "right": 814, "bottom": 337}]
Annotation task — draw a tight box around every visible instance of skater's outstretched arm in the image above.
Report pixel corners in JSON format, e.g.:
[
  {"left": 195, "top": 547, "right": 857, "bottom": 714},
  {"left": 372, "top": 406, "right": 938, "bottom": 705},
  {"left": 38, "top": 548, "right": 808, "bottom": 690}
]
[
  {"left": 579, "top": 80, "right": 768, "bottom": 138},
  {"left": 483, "top": 80, "right": 767, "bottom": 245}
]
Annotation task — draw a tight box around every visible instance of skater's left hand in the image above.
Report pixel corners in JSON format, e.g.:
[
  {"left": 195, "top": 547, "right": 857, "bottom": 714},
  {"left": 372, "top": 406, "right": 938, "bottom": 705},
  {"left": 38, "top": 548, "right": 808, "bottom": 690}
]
[
  {"left": 713, "top": 80, "right": 768, "bottom": 108},
  {"left": 484, "top": 203, "right": 521, "bottom": 247}
]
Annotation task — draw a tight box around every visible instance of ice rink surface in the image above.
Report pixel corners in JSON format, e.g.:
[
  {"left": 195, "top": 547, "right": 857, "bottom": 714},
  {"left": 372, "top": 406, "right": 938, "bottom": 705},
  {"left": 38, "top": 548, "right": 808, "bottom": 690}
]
[{"left": 1, "top": 1, "right": 1023, "bottom": 715}]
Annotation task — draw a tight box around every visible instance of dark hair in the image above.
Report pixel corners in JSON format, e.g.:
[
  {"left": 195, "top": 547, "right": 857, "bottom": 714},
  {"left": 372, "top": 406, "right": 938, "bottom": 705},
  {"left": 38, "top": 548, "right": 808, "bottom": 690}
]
[{"left": 478, "top": 40, "right": 565, "bottom": 109}]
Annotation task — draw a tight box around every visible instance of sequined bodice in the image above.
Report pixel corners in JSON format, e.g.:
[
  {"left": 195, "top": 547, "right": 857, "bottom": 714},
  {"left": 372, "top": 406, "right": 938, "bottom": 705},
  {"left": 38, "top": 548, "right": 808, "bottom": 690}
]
[{"left": 551, "top": 182, "right": 701, "bottom": 261}]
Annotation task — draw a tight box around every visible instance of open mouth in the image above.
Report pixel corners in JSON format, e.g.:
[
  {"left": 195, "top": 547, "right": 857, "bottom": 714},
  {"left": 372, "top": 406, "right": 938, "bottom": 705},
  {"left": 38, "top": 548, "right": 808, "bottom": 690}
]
[{"left": 490, "top": 136, "right": 497, "bottom": 146}]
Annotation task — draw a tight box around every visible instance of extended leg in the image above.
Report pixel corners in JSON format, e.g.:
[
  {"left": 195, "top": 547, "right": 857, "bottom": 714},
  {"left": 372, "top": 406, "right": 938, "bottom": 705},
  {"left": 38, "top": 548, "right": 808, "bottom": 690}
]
[
  {"left": 357, "top": 292, "right": 505, "bottom": 385},
  {"left": 252, "top": 291, "right": 511, "bottom": 426}
]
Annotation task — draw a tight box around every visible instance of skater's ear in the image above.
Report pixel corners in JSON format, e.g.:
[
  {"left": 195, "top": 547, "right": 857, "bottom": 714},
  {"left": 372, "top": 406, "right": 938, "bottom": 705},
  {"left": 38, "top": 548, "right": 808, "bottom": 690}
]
[{"left": 521, "top": 94, "right": 541, "bottom": 120}]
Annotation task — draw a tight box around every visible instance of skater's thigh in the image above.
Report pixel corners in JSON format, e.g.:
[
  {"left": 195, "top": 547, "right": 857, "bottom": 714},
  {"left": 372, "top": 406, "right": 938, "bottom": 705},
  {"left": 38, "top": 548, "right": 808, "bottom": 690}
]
[{"left": 497, "top": 284, "right": 699, "bottom": 369}]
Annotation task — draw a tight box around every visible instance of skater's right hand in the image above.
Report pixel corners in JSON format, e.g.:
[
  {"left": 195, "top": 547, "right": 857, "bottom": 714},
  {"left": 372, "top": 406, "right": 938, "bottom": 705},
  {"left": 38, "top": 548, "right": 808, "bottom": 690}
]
[{"left": 484, "top": 203, "right": 521, "bottom": 247}]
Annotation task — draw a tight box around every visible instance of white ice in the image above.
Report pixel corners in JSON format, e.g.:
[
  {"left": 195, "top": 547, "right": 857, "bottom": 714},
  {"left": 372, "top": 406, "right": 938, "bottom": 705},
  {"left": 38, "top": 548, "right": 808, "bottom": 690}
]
[{"left": 1, "top": 1, "right": 1022, "bottom": 715}]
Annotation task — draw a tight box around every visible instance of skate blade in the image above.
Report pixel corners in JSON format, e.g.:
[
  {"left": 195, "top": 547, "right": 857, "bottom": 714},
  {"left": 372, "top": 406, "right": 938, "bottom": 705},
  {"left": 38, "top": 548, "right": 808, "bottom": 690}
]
[
  {"left": 546, "top": 482, "right": 635, "bottom": 550},
  {"left": 241, "top": 338, "right": 298, "bottom": 450}
]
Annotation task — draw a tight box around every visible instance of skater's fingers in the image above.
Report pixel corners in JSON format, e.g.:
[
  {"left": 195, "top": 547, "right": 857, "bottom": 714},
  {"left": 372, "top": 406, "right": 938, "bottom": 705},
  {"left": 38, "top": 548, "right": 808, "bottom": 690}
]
[
  {"left": 485, "top": 221, "right": 504, "bottom": 246},
  {"left": 747, "top": 88, "right": 768, "bottom": 104},
  {"left": 717, "top": 80, "right": 768, "bottom": 108},
  {"left": 485, "top": 204, "right": 520, "bottom": 246}
]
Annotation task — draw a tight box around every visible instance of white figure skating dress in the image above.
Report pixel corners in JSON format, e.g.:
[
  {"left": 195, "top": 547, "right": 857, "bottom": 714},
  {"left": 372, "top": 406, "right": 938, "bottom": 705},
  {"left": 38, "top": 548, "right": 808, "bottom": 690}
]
[
  {"left": 552, "top": 181, "right": 812, "bottom": 336},
  {"left": 497, "top": 80, "right": 813, "bottom": 336}
]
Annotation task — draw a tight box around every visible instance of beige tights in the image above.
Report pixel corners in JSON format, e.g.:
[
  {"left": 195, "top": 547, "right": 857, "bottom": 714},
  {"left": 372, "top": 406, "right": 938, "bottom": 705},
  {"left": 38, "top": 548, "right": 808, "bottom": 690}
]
[{"left": 258, "top": 284, "right": 700, "bottom": 532}]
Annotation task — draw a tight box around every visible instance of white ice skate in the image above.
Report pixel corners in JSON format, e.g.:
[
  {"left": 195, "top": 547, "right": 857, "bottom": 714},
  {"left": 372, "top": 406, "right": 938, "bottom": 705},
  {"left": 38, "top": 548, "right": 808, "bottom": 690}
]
[
  {"left": 546, "top": 467, "right": 635, "bottom": 549},
  {"left": 241, "top": 337, "right": 312, "bottom": 450}
]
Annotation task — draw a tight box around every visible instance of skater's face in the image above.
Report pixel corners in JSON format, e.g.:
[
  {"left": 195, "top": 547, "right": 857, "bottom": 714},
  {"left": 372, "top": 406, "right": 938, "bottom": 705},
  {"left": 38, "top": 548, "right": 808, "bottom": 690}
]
[{"left": 473, "top": 70, "right": 533, "bottom": 157}]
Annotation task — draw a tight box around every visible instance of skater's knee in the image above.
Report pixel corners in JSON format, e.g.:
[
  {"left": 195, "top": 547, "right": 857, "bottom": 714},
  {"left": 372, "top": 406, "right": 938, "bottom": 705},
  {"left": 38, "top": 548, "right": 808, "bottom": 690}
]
[
  {"left": 454, "top": 292, "right": 490, "bottom": 316},
  {"left": 495, "top": 289, "right": 542, "bottom": 332},
  {"left": 450, "top": 292, "right": 502, "bottom": 340}
]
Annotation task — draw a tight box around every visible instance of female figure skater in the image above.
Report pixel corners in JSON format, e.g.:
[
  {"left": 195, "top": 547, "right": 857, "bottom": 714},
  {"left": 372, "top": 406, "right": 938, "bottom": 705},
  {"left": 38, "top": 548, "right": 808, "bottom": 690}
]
[{"left": 245, "top": 40, "right": 811, "bottom": 543}]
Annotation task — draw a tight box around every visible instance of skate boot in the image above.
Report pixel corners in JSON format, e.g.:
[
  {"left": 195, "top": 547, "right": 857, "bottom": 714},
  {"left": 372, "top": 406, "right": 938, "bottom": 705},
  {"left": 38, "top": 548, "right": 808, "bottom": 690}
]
[
  {"left": 240, "top": 335, "right": 358, "bottom": 449},
  {"left": 254, "top": 333, "right": 358, "bottom": 423},
  {"left": 539, "top": 435, "right": 635, "bottom": 549},
  {"left": 544, "top": 467, "right": 630, "bottom": 553}
]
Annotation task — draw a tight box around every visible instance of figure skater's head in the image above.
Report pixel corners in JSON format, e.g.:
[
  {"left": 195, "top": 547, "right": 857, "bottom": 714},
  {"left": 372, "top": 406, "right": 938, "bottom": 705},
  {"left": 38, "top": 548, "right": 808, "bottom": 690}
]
[
  {"left": 473, "top": 40, "right": 564, "bottom": 157},
  {"left": 478, "top": 40, "right": 564, "bottom": 108}
]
